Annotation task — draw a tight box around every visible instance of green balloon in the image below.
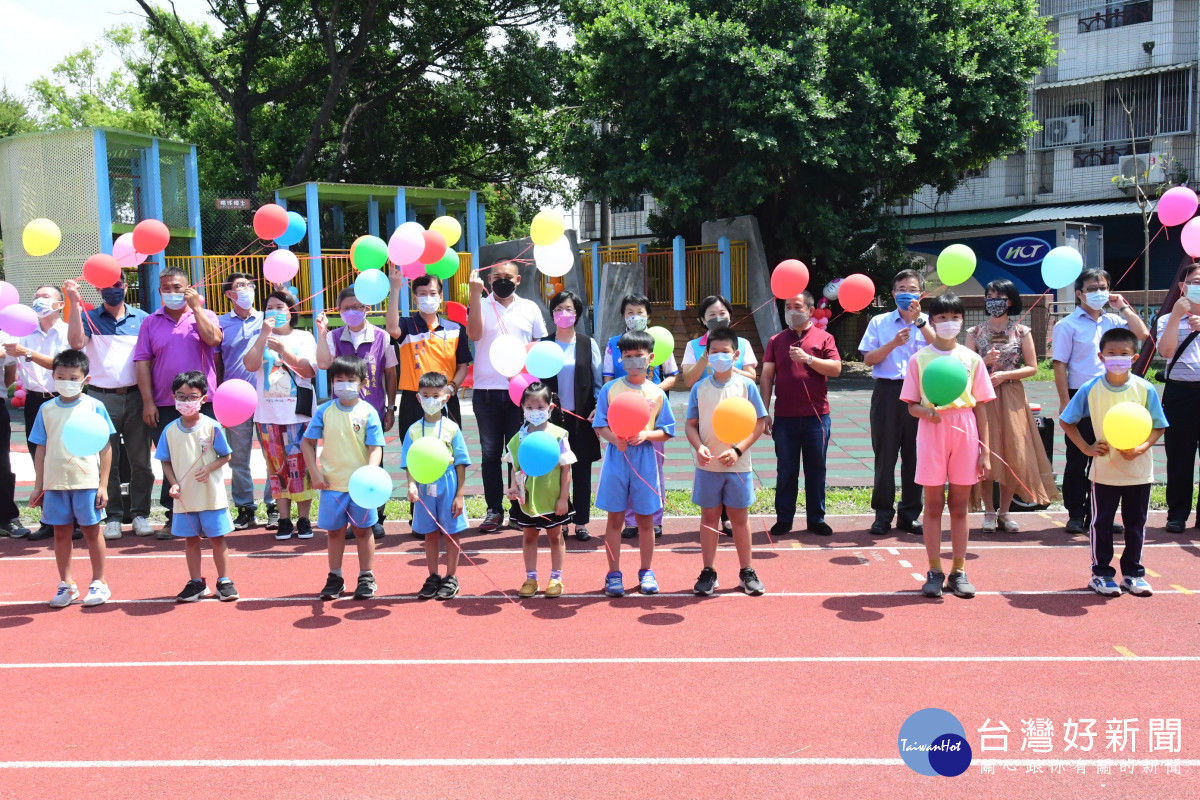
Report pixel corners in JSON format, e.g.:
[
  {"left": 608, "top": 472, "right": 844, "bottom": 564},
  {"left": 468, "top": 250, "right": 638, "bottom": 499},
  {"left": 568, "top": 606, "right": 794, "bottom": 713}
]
[
  {"left": 352, "top": 235, "right": 389, "bottom": 272},
  {"left": 923, "top": 356, "right": 969, "bottom": 407},
  {"left": 648, "top": 325, "right": 674, "bottom": 367},
  {"left": 936, "top": 243, "right": 976, "bottom": 287},
  {"left": 428, "top": 249, "right": 461, "bottom": 280},
  {"left": 407, "top": 435, "right": 452, "bottom": 484}
]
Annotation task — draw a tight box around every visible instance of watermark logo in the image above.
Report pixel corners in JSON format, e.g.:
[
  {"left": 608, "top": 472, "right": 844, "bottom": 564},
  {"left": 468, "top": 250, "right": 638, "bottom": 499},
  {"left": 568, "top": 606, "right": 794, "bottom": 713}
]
[
  {"left": 996, "top": 236, "right": 1051, "bottom": 267},
  {"left": 898, "top": 708, "right": 973, "bottom": 776}
]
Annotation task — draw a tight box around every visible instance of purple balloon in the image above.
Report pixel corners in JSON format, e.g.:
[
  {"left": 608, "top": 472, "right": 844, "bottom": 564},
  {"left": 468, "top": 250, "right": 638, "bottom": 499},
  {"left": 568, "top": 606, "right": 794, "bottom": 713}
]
[
  {"left": 0, "top": 282, "right": 18, "bottom": 311},
  {"left": 0, "top": 304, "right": 38, "bottom": 337}
]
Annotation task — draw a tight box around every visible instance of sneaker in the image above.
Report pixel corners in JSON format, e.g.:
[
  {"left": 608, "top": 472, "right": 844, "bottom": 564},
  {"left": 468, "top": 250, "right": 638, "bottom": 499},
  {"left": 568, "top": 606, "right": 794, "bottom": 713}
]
[
  {"left": 320, "top": 572, "right": 345, "bottom": 600},
  {"left": 479, "top": 510, "right": 504, "bottom": 533},
  {"left": 435, "top": 575, "right": 460, "bottom": 600},
  {"left": 418, "top": 574, "right": 442, "bottom": 600},
  {"left": 72, "top": 526, "right": 83, "bottom": 540},
  {"left": 81, "top": 580, "right": 111, "bottom": 607},
  {"left": 103, "top": 519, "right": 123, "bottom": 540},
  {"left": 604, "top": 571, "right": 624, "bottom": 597},
  {"left": 27, "top": 524, "right": 52, "bottom": 541},
  {"left": 922, "top": 570, "right": 945, "bottom": 598},
  {"left": 574, "top": 525, "right": 591, "bottom": 542},
  {"left": 519, "top": 578, "right": 539, "bottom": 598},
  {"left": 296, "top": 518, "right": 313, "bottom": 539},
  {"left": 49, "top": 581, "right": 79, "bottom": 608},
  {"left": 354, "top": 572, "right": 377, "bottom": 599},
  {"left": 694, "top": 567, "right": 719, "bottom": 596},
  {"left": 545, "top": 578, "right": 564, "bottom": 598},
  {"left": 738, "top": 566, "right": 765, "bottom": 596},
  {"left": 131, "top": 516, "right": 154, "bottom": 537},
  {"left": 720, "top": 518, "right": 733, "bottom": 536},
  {"left": 215, "top": 578, "right": 239, "bottom": 601},
  {"left": 621, "top": 526, "right": 637, "bottom": 539},
  {"left": 945, "top": 571, "right": 976, "bottom": 598},
  {"left": 638, "top": 568, "right": 659, "bottom": 594},
  {"left": 233, "top": 506, "right": 255, "bottom": 531},
  {"left": 2, "top": 520, "right": 30, "bottom": 538},
  {"left": 265, "top": 505, "right": 280, "bottom": 530},
  {"left": 274, "top": 518, "right": 294, "bottom": 541},
  {"left": 177, "top": 578, "right": 211, "bottom": 603},
  {"left": 1065, "top": 517, "right": 1085, "bottom": 534},
  {"left": 1089, "top": 575, "right": 1121, "bottom": 597},
  {"left": 1122, "top": 576, "right": 1153, "bottom": 596},
  {"left": 654, "top": 525, "right": 662, "bottom": 540},
  {"left": 156, "top": 520, "right": 174, "bottom": 540}
]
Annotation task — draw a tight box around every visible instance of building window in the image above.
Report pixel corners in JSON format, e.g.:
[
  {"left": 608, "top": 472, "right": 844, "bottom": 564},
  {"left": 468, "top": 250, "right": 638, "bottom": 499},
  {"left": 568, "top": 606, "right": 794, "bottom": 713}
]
[
  {"left": 1072, "top": 138, "right": 1152, "bottom": 167},
  {"left": 1103, "top": 71, "right": 1189, "bottom": 140},
  {"left": 1077, "top": 1, "right": 1152, "bottom": 33}
]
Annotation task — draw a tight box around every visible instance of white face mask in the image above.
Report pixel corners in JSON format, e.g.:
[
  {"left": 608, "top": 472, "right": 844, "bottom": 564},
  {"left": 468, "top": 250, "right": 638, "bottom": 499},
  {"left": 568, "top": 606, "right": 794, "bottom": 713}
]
[
  {"left": 54, "top": 379, "right": 83, "bottom": 398},
  {"left": 233, "top": 288, "right": 255, "bottom": 310},
  {"left": 1104, "top": 355, "right": 1133, "bottom": 375},
  {"left": 1084, "top": 290, "right": 1109, "bottom": 311},
  {"left": 933, "top": 320, "right": 962, "bottom": 340},
  {"left": 174, "top": 399, "right": 202, "bottom": 416},
  {"left": 333, "top": 381, "right": 360, "bottom": 403},
  {"left": 625, "top": 314, "right": 648, "bottom": 332},
  {"left": 416, "top": 295, "right": 441, "bottom": 314},
  {"left": 524, "top": 408, "right": 550, "bottom": 427},
  {"left": 419, "top": 395, "right": 446, "bottom": 416},
  {"left": 161, "top": 292, "right": 186, "bottom": 310}
]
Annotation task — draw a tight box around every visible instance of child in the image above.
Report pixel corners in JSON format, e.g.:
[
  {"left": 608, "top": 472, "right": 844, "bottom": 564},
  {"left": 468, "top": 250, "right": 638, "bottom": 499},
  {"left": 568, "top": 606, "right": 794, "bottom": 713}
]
[
  {"left": 155, "top": 371, "right": 238, "bottom": 602},
  {"left": 899, "top": 294, "right": 995, "bottom": 599},
  {"left": 505, "top": 382, "right": 575, "bottom": 598},
  {"left": 29, "top": 350, "right": 116, "bottom": 608},
  {"left": 684, "top": 327, "right": 767, "bottom": 596},
  {"left": 1061, "top": 328, "right": 1166, "bottom": 597},
  {"left": 594, "top": 330, "right": 676, "bottom": 596},
  {"left": 301, "top": 355, "right": 386, "bottom": 600},
  {"left": 401, "top": 372, "right": 470, "bottom": 601}
]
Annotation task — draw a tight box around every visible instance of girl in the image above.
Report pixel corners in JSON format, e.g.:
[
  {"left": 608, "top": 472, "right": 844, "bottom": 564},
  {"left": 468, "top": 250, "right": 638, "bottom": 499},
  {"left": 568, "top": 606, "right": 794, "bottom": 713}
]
[
  {"left": 504, "top": 382, "right": 576, "bottom": 598},
  {"left": 899, "top": 294, "right": 995, "bottom": 599}
]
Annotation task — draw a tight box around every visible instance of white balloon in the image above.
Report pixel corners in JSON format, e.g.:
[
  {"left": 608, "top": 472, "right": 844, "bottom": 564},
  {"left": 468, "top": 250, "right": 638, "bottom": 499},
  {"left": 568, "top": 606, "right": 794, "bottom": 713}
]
[
  {"left": 490, "top": 334, "right": 527, "bottom": 378},
  {"left": 534, "top": 236, "right": 574, "bottom": 278}
]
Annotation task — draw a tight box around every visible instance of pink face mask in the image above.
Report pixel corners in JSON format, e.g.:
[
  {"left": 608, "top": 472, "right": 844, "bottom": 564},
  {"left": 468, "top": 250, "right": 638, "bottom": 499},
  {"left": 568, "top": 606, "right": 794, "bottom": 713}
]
[{"left": 553, "top": 310, "right": 577, "bottom": 329}]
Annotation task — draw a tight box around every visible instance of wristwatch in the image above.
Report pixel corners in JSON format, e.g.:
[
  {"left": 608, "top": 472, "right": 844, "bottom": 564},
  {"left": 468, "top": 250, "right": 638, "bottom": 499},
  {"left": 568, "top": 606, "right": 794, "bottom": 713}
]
[
  {"left": 731, "top": 445, "right": 743, "bottom": 457},
  {"left": 388, "top": 405, "right": 397, "bottom": 411},
  {"left": 915, "top": 318, "right": 928, "bottom": 328}
]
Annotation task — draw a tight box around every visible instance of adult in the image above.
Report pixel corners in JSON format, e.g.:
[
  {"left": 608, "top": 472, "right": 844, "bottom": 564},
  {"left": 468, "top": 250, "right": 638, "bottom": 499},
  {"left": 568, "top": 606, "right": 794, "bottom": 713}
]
[
  {"left": 0, "top": 350, "right": 27, "bottom": 539},
  {"left": 1052, "top": 268, "right": 1148, "bottom": 533},
  {"left": 467, "top": 260, "right": 548, "bottom": 532},
  {"left": 680, "top": 295, "right": 758, "bottom": 388},
  {"left": 1156, "top": 263, "right": 1200, "bottom": 533},
  {"left": 761, "top": 291, "right": 841, "bottom": 538},
  {"left": 218, "top": 272, "right": 276, "bottom": 531},
  {"left": 133, "top": 267, "right": 223, "bottom": 539},
  {"left": 541, "top": 290, "right": 603, "bottom": 541},
  {"left": 244, "top": 288, "right": 318, "bottom": 540},
  {"left": 65, "top": 276, "right": 153, "bottom": 540},
  {"left": 859, "top": 269, "right": 935, "bottom": 536},
  {"left": 965, "top": 279, "right": 1059, "bottom": 532},
  {"left": 316, "top": 286, "right": 398, "bottom": 540}
]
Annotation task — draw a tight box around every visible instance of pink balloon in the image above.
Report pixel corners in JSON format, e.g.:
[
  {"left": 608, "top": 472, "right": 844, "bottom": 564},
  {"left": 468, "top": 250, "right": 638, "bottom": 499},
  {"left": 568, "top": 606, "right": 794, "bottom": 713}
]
[
  {"left": 508, "top": 372, "right": 538, "bottom": 406},
  {"left": 401, "top": 261, "right": 427, "bottom": 280},
  {"left": 389, "top": 226, "right": 425, "bottom": 265},
  {"left": 112, "top": 233, "right": 147, "bottom": 266},
  {"left": 1182, "top": 219, "right": 1200, "bottom": 258},
  {"left": 213, "top": 379, "right": 258, "bottom": 427},
  {"left": 1158, "top": 186, "right": 1199, "bottom": 227},
  {"left": 0, "top": 304, "right": 38, "bottom": 337},
  {"left": 264, "top": 249, "right": 300, "bottom": 284},
  {"left": 0, "top": 281, "right": 18, "bottom": 311}
]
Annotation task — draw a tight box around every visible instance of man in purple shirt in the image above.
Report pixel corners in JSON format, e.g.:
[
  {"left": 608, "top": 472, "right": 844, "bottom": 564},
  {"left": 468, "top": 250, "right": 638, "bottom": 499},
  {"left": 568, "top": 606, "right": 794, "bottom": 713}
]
[{"left": 134, "top": 267, "right": 223, "bottom": 537}]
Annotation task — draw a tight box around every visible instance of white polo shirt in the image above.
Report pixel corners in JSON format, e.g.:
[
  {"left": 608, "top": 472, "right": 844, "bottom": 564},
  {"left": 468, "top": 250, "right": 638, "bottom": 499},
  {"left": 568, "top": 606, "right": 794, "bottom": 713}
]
[
  {"left": 472, "top": 295, "right": 548, "bottom": 390},
  {"left": 1157, "top": 313, "right": 1200, "bottom": 382},
  {"left": 8, "top": 319, "right": 68, "bottom": 393},
  {"left": 1051, "top": 307, "right": 1131, "bottom": 390}
]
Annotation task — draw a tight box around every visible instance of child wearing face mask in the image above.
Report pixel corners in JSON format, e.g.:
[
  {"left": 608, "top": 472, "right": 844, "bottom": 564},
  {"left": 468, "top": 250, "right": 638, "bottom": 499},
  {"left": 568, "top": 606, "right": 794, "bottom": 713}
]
[
  {"left": 29, "top": 349, "right": 117, "bottom": 608},
  {"left": 899, "top": 294, "right": 996, "bottom": 599},
  {"left": 504, "top": 382, "right": 576, "bottom": 598},
  {"left": 155, "top": 371, "right": 238, "bottom": 603},
  {"left": 602, "top": 293, "right": 679, "bottom": 390},
  {"left": 1061, "top": 328, "right": 1167, "bottom": 598},
  {"left": 401, "top": 372, "right": 471, "bottom": 601}
]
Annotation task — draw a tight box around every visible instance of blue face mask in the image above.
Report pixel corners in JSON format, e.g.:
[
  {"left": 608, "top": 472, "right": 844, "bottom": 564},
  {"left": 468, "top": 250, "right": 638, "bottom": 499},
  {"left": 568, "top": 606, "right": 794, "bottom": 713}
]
[
  {"left": 895, "top": 292, "right": 920, "bottom": 312},
  {"left": 271, "top": 311, "right": 288, "bottom": 328},
  {"left": 161, "top": 292, "right": 186, "bottom": 310},
  {"left": 1186, "top": 285, "right": 1200, "bottom": 305},
  {"left": 708, "top": 352, "right": 736, "bottom": 373}
]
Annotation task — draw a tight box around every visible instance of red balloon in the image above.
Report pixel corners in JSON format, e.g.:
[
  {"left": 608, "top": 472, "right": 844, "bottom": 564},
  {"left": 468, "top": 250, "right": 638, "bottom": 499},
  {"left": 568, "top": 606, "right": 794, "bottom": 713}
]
[
  {"left": 838, "top": 273, "right": 876, "bottom": 313},
  {"left": 11, "top": 393, "right": 24, "bottom": 409},
  {"left": 132, "top": 219, "right": 170, "bottom": 255},
  {"left": 445, "top": 301, "right": 468, "bottom": 327},
  {"left": 417, "top": 230, "right": 448, "bottom": 265},
  {"left": 83, "top": 254, "right": 123, "bottom": 289},
  {"left": 771, "top": 259, "right": 810, "bottom": 299},
  {"left": 607, "top": 391, "right": 653, "bottom": 439},
  {"left": 253, "top": 205, "right": 290, "bottom": 240}
]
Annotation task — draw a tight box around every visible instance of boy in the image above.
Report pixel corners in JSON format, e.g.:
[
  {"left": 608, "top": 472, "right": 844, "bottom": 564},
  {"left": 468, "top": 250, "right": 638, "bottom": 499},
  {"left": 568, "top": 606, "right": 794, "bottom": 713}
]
[
  {"left": 29, "top": 350, "right": 116, "bottom": 607},
  {"left": 685, "top": 327, "right": 767, "bottom": 596},
  {"left": 155, "top": 371, "right": 238, "bottom": 602},
  {"left": 302, "top": 355, "right": 386, "bottom": 600},
  {"left": 594, "top": 330, "right": 677, "bottom": 596},
  {"left": 1060, "top": 328, "right": 1166, "bottom": 597},
  {"left": 401, "top": 372, "right": 470, "bottom": 601}
]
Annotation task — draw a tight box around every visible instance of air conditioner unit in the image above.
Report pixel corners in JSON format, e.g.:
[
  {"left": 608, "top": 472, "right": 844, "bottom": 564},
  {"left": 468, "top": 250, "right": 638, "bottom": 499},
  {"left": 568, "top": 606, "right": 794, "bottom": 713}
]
[
  {"left": 1044, "top": 115, "right": 1086, "bottom": 146},
  {"left": 1119, "top": 153, "right": 1166, "bottom": 183}
]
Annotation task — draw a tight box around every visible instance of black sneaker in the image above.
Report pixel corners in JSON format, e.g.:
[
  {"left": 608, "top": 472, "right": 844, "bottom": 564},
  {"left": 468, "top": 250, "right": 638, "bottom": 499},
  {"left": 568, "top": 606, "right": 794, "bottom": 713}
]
[
  {"left": 922, "top": 570, "right": 945, "bottom": 598},
  {"left": 806, "top": 521, "right": 834, "bottom": 536},
  {"left": 694, "top": 567, "right": 719, "bottom": 596},
  {"left": 945, "top": 570, "right": 976, "bottom": 598},
  {"left": 720, "top": 518, "right": 733, "bottom": 536},
  {"left": 738, "top": 566, "right": 765, "bottom": 596},
  {"left": 574, "top": 525, "right": 591, "bottom": 541},
  {"left": 27, "top": 523, "right": 53, "bottom": 541},
  {"left": 296, "top": 518, "right": 313, "bottom": 539},
  {"left": 274, "top": 518, "right": 294, "bottom": 541},
  {"left": 372, "top": 522, "right": 385, "bottom": 541},
  {"left": 435, "top": 575, "right": 460, "bottom": 600},
  {"left": 654, "top": 525, "right": 662, "bottom": 539},
  {"left": 177, "top": 578, "right": 211, "bottom": 603},
  {"left": 896, "top": 518, "right": 923, "bottom": 536},
  {"left": 1065, "top": 517, "right": 1085, "bottom": 533},
  {"left": 72, "top": 526, "right": 83, "bottom": 540},
  {"left": 418, "top": 574, "right": 442, "bottom": 600},
  {"left": 320, "top": 572, "right": 345, "bottom": 600},
  {"left": 265, "top": 505, "right": 280, "bottom": 530},
  {"left": 1112, "top": 523, "right": 1125, "bottom": 536},
  {"left": 621, "top": 526, "right": 637, "bottom": 539},
  {"left": 215, "top": 578, "right": 239, "bottom": 601},
  {"left": 233, "top": 506, "right": 256, "bottom": 531},
  {"left": 354, "top": 572, "right": 377, "bottom": 599},
  {"left": 769, "top": 521, "right": 791, "bottom": 538}
]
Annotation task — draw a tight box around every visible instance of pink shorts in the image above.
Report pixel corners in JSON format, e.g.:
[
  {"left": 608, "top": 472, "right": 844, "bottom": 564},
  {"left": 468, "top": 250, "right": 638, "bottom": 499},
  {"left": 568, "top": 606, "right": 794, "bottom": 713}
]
[{"left": 915, "top": 408, "right": 981, "bottom": 487}]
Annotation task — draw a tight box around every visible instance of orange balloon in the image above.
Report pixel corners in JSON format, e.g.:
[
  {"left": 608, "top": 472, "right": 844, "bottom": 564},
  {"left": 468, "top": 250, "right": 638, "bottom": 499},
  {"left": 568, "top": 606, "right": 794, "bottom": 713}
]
[{"left": 711, "top": 396, "right": 757, "bottom": 444}]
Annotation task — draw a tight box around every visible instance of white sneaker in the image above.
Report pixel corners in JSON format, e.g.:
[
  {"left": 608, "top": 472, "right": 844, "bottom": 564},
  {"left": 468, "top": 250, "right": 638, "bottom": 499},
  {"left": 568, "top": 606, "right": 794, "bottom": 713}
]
[
  {"left": 103, "top": 519, "right": 123, "bottom": 540},
  {"left": 131, "top": 516, "right": 154, "bottom": 537},
  {"left": 49, "top": 581, "right": 79, "bottom": 608},
  {"left": 1089, "top": 575, "right": 1121, "bottom": 597},
  {"left": 81, "top": 580, "right": 111, "bottom": 607},
  {"left": 1122, "top": 576, "right": 1153, "bottom": 596}
]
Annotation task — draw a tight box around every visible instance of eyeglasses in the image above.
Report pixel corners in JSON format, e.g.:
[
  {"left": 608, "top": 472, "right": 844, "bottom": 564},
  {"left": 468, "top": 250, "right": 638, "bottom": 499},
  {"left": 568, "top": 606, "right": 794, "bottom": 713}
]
[{"left": 174, "top": 393, "right": 203, "bottom": 402}]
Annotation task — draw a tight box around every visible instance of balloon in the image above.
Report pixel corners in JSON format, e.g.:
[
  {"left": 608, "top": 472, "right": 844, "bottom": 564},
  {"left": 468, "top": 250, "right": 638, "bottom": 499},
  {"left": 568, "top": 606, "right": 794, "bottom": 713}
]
[
  {"left": 407, "top": 435, "right": 452, "bottom": 484},
  {"left": 264, "top": 249, "right": 300, "bottom": 284},
  {"left": 534, "top": 236, "right": 574, "bottom": 277},
  {"left": 430, "top": 216, "right": 462, "bottom": 246},
  {"left": 937, "top": 244, "right": 976, "bottom": 287},
  {"left": 607, "top": 391, "right": 653, "bottom": 439},
  {"left": 518, "top": 431, "right": 560, "bottom": 478},
  {"left": 354, "top": 269, "right": 390, "bottom": 306},
  {"left": 838, "top": 273, "right": 876, "bottom": 312},
  {"left": 771, "top": 259, "right": 810, "bottom": 299},
  {"left": 0, "top": 282, "right": 18, "bottom": 310},
  {"left": 526, "top": 341, "right": 566, "bottom": 379},
  {"left": 1041, "top": 246, "right": 1084, "bottom": 289},
  {"left": 1103, "top": 401, "right": 1153, "bottom": 450},
  {"left": 711, "top": 397, "right": 757, "bottom": 444},
  {"left": 254, "top": 205, "right": 291, "bottom": 240},
  {"left": 83, "top": 254, "right": 122, "bottom": 289},
  {"left": 418, "top": 230, "right": 448, "bottom": 265},
  {"left": 351, "top": 235, "right": 389, "bottom": 271},
  {"left": 923, "top": 356, "right": 969, "bottom": 407},
  {"left": 1182, "top": 219, "right": 1200, "bottom": 259},
  {"left": 401, "top": 261, "right": 427, "bottom": 280},
  {"left": 823, "top": 279, "right": 842, "bottom": 301},
  {"left": 446, "top": 301, "right": 468, "bottom": 327},
  {"left": 10, "top": 393, "right": 23, "bottom": 409},
  {"left": 0, "top": 305, "right": 37, "bottom": 337},
  {"left": 275, "top": 212, "right": 307, "bottom": 247},
  {"left": 132, "top": 219, "right": 170, "bottom": 255},
  {"left": 490, "top": 334, "right": 527, "bottom": 378},
  {"left": 428, "top": 249, "right": 461, "bottom": 280},
  {"left": 348, "top": 465, "right": 394, "bottom": 508},
  {"left": 1157, "top": 185, "right": 1199, "bottom": 227},
  {"left": 648, "top": 326, "right": 674, "bottom": 367},
  {"left": 530, "top": 210, "right": 565, "bottom": 246},
  {"left": 212, "top": 379, "right": 257, "bottom": 427},
  {"left": 13, "top": 389, "right": 24, "bottom": 400},
  {"left": 508, "top": 372, "right": 538, "bottom": 405},
  {"left": 388, "top": 224, "right": 425, "bottom": 265},
  {"left": 63, "top": 413, "right": 110, "bottom": 457},
  {"left": 113, "top": 233, "right": 147, "bottom": 266},
  {"left": 23, "top": 218, "right": 61, "bottom": 256}
]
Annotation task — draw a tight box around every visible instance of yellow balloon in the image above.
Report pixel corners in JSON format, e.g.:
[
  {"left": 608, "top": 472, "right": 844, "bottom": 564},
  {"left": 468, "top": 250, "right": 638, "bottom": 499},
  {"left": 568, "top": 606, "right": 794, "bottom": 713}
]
[
  {"left": 430, "top": 216, "right": 462, "bottom": 246},
  {"left": 530, "top": 210, "right": 565, "bottom": 246},
  {"left": 23, "top": 218, "right": 61, "bottom": 257},
  {"left": 1102, "top": 401, "right": 1152, "bottom": 451}
]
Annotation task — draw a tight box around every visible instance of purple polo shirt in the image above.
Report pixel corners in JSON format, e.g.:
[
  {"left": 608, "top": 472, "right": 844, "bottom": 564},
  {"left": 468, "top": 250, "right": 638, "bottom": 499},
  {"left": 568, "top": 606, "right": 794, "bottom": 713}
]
[{"left": 133, "top": 307, "right": 221, "bottom": 407}]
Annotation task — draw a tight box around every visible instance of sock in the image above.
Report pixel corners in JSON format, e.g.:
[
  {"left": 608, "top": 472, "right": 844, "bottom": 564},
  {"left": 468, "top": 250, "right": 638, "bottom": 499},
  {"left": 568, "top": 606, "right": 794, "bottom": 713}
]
[
  {"left": 331, "top": 568, "right": 343, "bottom": 577},
  {"left": 361, "top": 570, "right": 374, "bottom": 578},
  {"left": 550, "top": 569, "right": 562, "bottom": 580},
  {"left": 217, "top": 576, "right": 229, "bottom": 583},
  {"left": 951, "top": 557, "right": 966, "bottom": 574},
  {"left": 526, "top": 570, "right": 537, "bottom": 580},
  {"left": 928, "top": 558, "right": 942, "bottom": 572}
]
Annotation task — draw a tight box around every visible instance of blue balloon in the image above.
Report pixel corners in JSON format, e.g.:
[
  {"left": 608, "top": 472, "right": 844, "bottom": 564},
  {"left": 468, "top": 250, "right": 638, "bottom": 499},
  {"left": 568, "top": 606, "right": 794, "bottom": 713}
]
[
  {"left": 274, "top": 212, "right": 307, "bottom": 247},
  {"left": 348, "top": 465, "right": 393, "bottom": 508},
  {"left": 354, "top": 269, "right": 389, "bottom": 306},
  {"left": 525, "top": 341, "right": 566, "bottom": 379},
  {"left": 518, "top": 430, "right": 560, "bottom": 478},
  {"left": 63, "top": 412, "right": 110, "bottom": 457},
  {"left": 1041, "top": 246, "right": 1083, "bottom": 290}
]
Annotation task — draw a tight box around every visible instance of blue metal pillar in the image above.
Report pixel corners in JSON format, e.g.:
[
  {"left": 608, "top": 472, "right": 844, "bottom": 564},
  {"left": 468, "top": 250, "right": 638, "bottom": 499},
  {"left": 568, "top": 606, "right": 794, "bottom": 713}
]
[
  {"left": 93, "top": 130, "right": 113, "bottom": 257},
  {"left": 185, "top": 145, "right": 203, "bottom": 259},
  {"left": 591, "top": 242, "right": 601, "bottom": 310},
  {"left": 478, "top": 203, "right": 487, "bottom": 246},
  {"left": 305, "top": 182, "right": 327, "bottom": 397},
  {"left": 146, "top": 138, "right": 166, "bottom": 306},
  {"left": 394, "top": 187, "right": 410, "bottom": 312},
  {"left": 672, "top": 235, "right": 686, "bottom": 311},
  {"left": 718, "top": 236, "right": 731, "bottom": 300},
  {"left": 435, "top": 198, "right": 446, "bottom": 218},
  {"left": 466, "top": 191, "right": 480, "bottom": 270},
  {"left": 367, "top": 196, "right": 380, "bottom": 237}
]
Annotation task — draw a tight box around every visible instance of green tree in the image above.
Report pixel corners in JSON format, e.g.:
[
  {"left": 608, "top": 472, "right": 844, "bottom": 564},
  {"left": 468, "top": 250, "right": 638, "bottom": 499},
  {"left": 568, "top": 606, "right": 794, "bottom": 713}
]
[{"left": 0, "top": 86, "right": 37, "bottom": 139}]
